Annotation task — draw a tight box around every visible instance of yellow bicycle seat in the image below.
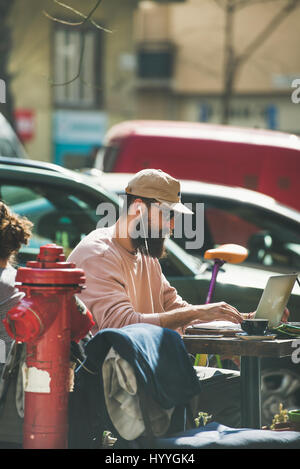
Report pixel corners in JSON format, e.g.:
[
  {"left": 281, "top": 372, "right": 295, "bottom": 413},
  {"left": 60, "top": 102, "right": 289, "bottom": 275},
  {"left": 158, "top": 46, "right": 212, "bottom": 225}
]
[{"left": 204, "top": 243, "right": 248, "bottom": 264}]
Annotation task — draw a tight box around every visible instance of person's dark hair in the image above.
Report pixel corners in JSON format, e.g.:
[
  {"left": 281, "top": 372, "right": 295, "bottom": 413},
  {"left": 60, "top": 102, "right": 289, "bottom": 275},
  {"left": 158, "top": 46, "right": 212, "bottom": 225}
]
[
  {"left": 0, "top": 201, "right": 33, "bottom": 262},
  {"left": 124, "top": 194, "right": 157, "bottom": 214}
]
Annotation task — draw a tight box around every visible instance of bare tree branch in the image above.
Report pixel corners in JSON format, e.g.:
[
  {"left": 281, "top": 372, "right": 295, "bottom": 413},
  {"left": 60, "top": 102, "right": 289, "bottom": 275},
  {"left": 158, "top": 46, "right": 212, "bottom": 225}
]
[
  {"left": 43, "top": 0, "right": 112, "bottom": 33},
  {"left": 216, "top": 0, "right": 298, "bottom": 11},
  {"left": 49, "top": 29, "right": 85, "bottom": 87},
  {"left": 180, "top": 56, "right": 218, "bottom": 77},
  {"left": 221, "top": 0, "right": 237, "bottom": 123},
  {"left": 43, "top": 10, "right": 82, "bottom": 26},
  {"left": 237, "top": 0, "right": 300, "bottom": 65},
  {"left": 220, "top": 0, "right": 300, "bottom": 123},
  {"left": 235, "top": 0, "right": 291, "bottom": 9},
  {"left": 214, "top": 0, "right": 227, "bottom": 9},
  {"left": 46, "top": 0, "right": 108, "bottom": 87}
]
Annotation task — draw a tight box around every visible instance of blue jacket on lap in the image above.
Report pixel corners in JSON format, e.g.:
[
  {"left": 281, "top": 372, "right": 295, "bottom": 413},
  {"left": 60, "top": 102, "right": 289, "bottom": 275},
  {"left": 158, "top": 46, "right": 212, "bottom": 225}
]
[{"left": 68, "top": 323, "right": 201, "bottom": 448}]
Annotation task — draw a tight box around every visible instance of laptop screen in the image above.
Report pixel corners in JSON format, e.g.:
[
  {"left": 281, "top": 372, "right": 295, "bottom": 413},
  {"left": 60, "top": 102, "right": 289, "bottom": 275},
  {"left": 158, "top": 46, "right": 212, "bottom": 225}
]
[{"left": 255, "top": 274, "right": 298, "bottom": 328}]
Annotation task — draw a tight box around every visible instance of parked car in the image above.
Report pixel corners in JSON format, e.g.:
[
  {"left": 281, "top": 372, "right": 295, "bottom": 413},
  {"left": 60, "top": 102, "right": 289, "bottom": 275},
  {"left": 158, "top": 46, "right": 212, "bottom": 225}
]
[
  {"left": 94, "top": 120, "right": 300, "bottom": 212},
  {"left": 0, "top": 159, "right": 299, "bottom": 425},
  {"left": 0, "top": 113, "right": 27, "bottom": 159}
]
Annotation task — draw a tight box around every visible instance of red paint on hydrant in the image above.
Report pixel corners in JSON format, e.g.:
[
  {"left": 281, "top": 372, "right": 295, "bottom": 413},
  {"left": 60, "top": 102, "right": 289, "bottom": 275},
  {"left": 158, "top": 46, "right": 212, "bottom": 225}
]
[{"left": 3, "top": 244, "right": 95, "bottom": 449}]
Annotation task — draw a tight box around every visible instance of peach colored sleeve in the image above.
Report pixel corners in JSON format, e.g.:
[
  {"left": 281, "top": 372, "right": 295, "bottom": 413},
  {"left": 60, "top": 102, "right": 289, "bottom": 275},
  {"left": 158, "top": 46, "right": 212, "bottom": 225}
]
[
  {"left": 161, "top": 273, "right": 191, "bottom": 312},
  {"left": 76, "top": 253, "right": 161, "bottom": 331},
  {"left": 161, "top": 274, "right": 193, "bottom": 335}
]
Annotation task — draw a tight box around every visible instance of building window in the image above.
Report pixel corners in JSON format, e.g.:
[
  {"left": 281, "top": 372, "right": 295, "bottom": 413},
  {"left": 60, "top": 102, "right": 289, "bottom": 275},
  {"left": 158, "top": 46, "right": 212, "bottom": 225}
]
[
  {"left": 53, "top": 25, "right": 103, "bottom": 108},
  {"left": 137, "top": 41, "right": 175, "bottom": 80}
]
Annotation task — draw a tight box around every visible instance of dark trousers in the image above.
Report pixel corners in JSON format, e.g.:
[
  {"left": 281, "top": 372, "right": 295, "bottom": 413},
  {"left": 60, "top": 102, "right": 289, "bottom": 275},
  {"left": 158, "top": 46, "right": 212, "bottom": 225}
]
[{"left": 190, "top": 366, "right": 241, "bottom": 428}]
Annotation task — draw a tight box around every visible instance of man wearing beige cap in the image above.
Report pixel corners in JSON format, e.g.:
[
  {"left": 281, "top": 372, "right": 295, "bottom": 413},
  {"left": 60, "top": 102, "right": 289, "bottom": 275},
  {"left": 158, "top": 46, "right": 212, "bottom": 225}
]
[
  {"left": 69, "top": 168, "right": 244, "bottom": 331},
  {"left": 68, "top": 168, "right": 243, "bottom": 426}
]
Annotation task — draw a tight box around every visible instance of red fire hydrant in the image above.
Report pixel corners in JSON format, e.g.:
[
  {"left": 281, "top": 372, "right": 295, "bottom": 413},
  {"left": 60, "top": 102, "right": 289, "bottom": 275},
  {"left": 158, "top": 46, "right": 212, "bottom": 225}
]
[{"left": 3, "top": 244, "right": 95, "bottom": 449}]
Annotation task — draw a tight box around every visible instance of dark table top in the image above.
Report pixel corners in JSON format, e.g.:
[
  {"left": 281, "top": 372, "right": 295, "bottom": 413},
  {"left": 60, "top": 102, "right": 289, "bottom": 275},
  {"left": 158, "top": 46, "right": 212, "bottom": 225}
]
[{"left": 183, "top": 334, "right": 296, "bottom": 358}]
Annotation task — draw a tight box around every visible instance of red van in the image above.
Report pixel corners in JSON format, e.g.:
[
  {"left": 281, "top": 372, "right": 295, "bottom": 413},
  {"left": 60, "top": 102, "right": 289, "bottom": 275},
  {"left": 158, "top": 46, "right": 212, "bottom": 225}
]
[{"left": 95, "top": 120, "right": 300, "bottom": 212}]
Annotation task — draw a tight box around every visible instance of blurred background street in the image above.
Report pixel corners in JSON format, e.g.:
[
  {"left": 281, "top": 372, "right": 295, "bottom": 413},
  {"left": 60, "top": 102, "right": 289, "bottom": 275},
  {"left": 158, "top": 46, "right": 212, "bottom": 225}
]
[{"left": 0, "top": 0, "right": 300, "bottom": 167}]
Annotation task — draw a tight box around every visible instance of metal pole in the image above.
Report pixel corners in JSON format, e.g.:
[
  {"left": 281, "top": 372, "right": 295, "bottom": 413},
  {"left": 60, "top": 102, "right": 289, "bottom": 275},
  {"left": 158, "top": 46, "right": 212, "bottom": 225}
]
[
  {"left": 205, "top": 259, "right": 224, "bottom": 304},
  {"left": 240, "top": 356, "right": 261, "bottom": 429}
]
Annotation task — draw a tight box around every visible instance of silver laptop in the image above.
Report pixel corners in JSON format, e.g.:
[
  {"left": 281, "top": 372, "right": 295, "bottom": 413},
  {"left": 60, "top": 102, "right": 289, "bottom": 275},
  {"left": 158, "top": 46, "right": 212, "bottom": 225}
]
[{"left": 255, "top": 273, "right": 298, "bottom": 328}]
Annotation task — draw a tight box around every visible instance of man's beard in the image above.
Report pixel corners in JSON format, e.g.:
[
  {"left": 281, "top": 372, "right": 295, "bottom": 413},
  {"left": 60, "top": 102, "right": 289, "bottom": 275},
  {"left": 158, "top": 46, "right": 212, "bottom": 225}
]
[
  {"left": 130, "top": 221, "right": 167, "bottom": 258},
  {"left": 131, "top": 235, "right": 167, "bottom": 258}
]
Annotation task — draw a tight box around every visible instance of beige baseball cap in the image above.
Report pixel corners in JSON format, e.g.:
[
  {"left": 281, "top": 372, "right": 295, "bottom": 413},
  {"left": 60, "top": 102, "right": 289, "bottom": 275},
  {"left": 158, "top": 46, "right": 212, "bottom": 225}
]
[{"left": 125, "top": 169, "right": 193, "bottom": 214}]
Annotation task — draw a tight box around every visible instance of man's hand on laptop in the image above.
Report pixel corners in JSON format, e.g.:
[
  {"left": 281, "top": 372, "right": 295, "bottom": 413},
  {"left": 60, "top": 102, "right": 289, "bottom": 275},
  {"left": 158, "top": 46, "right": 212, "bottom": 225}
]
[
  {"left": 281, "top": 307, "right": 290, "bottom": 323},
  {"left": 243, "top": 307, "right": 290, "bottom": 322},
  {"left": 196, "top": 302, "right": 244, "bottom": 324},
  {"left": 242, "top": 312, "right": 255, "bottom": 320}
]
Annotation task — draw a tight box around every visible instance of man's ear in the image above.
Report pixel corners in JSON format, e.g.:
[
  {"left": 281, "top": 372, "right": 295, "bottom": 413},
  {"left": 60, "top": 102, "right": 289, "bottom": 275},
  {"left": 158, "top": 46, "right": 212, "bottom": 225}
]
[{"left": 128, "top": 198, "right": 144, "bottom": 216}]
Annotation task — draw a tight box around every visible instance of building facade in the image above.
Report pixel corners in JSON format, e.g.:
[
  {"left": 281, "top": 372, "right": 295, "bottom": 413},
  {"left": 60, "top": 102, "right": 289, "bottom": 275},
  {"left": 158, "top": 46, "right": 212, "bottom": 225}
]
[
  {"left": 8, "top": 0, "right": 142, "bottom": 165},
  {"left": 134, "top": 0, "right": 300, "bottom": 134},
  {"left": 7, "top": 0, "right": 300, "bottom": 165}
]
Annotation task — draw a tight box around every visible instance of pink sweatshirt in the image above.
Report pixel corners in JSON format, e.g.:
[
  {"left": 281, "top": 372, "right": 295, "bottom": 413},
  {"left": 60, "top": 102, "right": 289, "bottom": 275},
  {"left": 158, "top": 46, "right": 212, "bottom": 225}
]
[{"left": 68, "top": 225, "right": 190, "bottom": 334}]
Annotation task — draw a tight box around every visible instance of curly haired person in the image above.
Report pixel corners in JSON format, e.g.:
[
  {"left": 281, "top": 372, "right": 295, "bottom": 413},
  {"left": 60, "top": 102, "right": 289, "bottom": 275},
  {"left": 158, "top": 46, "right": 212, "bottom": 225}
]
[{"left": 0, "top": 201, "right": 32, "bottom": 372}]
